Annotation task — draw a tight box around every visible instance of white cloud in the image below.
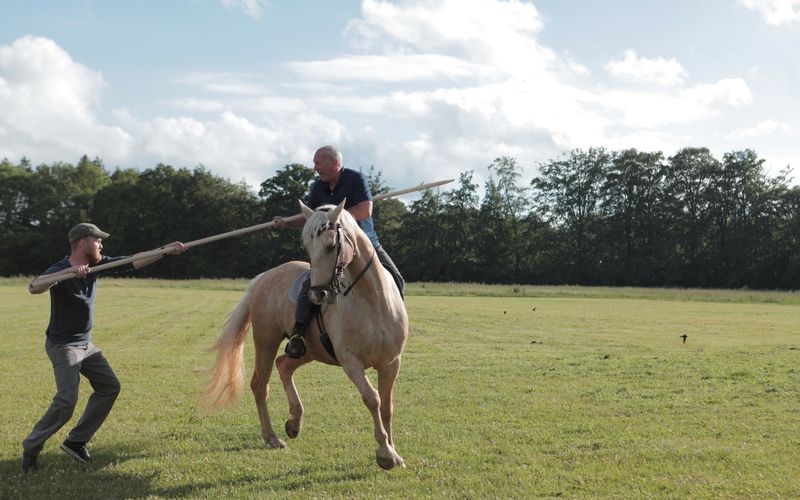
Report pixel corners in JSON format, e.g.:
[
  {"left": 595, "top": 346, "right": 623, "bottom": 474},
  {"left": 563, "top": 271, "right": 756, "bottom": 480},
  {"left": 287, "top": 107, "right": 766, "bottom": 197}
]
[
  {"left": 605, "top": 50, "right": 688, "bottom": 86},
  {"left": 0, "top": 35, "right": 133, "bottom": 163},
  {"left": 594, "top": 78, "right": 751, "bottom": 129},
  {"left": 0, "top": 2, "right": 770, "bottom": 192},
  {"left": 174, "top": 72, "right": 266, "bottom": 95},
  {"left": 682, "top": 78, "right": 753, "bottom": 107},
  {"left": 556, "top": 55, "right": 591, "bottom": 79},
  {"left": 161, "top": 1, "right": 759, "bottom": 189},
  {"left": 138, "top": 110, "right": 349, "bottom": 187},
  {"left": 344, "top": 0, "right": 552, "bottom": 80},
  {"left": 0, "top": 35, "right": 341, "bottom": 187},
  {"left": 741, "top": 0, "right": 800, "bottom": 25},
  {"left": 279, "top": 1, "right": 753, "bottom": 187},
  {"left": 220, "top": 0, "right": 266, "bottom": 20},
  {"left": 730, "top": 119, "right": 795, "bottom": 138},
  {"left": 288, "top": 54, "right": 490, "bottom": 83},
  {"left": 163, "top": 98, "right": 226, "bottom": 112}
]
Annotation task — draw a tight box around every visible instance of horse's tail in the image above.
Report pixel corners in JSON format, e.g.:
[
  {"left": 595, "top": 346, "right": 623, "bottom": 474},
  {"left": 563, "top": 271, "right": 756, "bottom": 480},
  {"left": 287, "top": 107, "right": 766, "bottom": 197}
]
[{"left": 202, "top": 274, "right": 260, "bottom": 410}]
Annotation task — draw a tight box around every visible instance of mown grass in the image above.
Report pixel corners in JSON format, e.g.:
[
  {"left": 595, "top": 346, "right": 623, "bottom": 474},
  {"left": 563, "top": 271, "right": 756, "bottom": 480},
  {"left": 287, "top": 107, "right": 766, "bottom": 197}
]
[{"left": 1, "top": 277, "right": 799, "bottom": 498}]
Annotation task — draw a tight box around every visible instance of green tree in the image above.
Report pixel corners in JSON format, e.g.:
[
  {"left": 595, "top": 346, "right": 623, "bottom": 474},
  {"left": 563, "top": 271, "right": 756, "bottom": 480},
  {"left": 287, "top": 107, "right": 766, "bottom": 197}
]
[
  {"left": 440, "top": 171, "right": 481, "bottom": 281},
  {"left": 479, "top": 157, "right": 530, "bottom": 282},
  {"left": 704, "top": 150, "right": 770, "bottom": 286},
  {"left": 775, "top": 184, "right": 800, "bottom": 289},
  {"left": 20, "top": 157, "right": 112, "bottom": 273},
  {"left": 256, "top": 163, "right": 316, "bottom": 266},
  {"left": 397, "top": 189, "right": 444, "bottom": 281},
  {"left": 0, "top": 159, "right": 34, "bottom": 229},
  {"left": 531, "top": 148, "right": 609, "bottom": 284},
  {"left": 259, "top": 163, "right": 316, "bottom": 215},
  {"left": 93, "top": 164, "right": 262, "bottom": 278},
  {"left": 0, "top": 159, "right": 37, "bottom": 275},
  {"left": 663, "top": 147, "right": 719, "bottom": 285},
  {"left": 363, "top": 166, "right": 407, "bottom": 260},
  {"left": 600, "top": 149, "right": 667, "bottom": 285}
]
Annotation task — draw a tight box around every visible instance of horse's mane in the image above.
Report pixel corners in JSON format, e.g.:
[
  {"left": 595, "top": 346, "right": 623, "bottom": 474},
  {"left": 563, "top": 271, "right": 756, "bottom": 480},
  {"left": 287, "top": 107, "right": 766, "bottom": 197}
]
[{"left": 301, "top": 204, "right": 361, "bottom": 242}]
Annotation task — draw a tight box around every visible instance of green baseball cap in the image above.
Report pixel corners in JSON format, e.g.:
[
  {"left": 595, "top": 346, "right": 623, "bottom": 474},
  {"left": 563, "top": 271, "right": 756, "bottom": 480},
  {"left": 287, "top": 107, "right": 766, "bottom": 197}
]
[{"left": 68, "top": 223, "right": 110, "bottom": 243}]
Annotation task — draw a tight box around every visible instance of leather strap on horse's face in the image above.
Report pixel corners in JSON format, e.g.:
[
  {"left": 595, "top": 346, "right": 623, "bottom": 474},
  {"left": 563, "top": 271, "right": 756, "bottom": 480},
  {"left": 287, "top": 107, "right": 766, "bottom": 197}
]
[
  {"left": 308, "top": 220, "right": 374, "bottom": 301},
  {"left": 309, "top": 222, "right": 347, "bottom": 301}
]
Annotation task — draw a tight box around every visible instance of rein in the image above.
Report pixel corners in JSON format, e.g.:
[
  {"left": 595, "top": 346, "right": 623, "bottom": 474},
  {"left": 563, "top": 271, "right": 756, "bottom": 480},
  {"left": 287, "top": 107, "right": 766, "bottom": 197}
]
[{"left": 342, "top": 250, "right": 375, "bottom": 297}]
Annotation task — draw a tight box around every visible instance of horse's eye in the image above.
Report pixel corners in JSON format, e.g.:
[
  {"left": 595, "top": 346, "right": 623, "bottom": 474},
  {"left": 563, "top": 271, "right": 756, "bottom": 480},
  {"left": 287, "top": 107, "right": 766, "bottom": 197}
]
[{"left": 327, "top": 244, "right": 336, "bottom": 252}]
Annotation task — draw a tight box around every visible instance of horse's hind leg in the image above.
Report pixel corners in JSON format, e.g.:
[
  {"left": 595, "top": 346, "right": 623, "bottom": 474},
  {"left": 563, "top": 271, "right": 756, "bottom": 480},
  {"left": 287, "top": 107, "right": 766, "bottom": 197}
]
[
  {"left": 251, "top": 329, "right": 286, "bottom": 449},
  {"left": 340, "top": 357, "right": 405, "bottom": 470},
  {"left": 276, "top": 353, "right": 311, "bottom": 439},
  {"left": 378, "top": 357, "right": 402, "bottom": 449}
]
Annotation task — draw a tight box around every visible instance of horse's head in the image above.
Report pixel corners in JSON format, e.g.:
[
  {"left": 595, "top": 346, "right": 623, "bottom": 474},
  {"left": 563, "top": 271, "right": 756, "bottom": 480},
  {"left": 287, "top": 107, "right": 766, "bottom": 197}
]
[{"left": 300, "top": 199, "right": 356, "bottom": 305}]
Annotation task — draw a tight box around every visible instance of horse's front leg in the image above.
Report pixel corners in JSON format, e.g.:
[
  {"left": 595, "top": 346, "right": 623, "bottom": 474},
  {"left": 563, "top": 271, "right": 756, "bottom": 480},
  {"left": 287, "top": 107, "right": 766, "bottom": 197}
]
[
  {"left": 276, "top": 353, "right": 311, "bottom": 439},
  {"left": 377, "top": 357, "right": 402, "bottom": 450},
  {"left": 340, "top": 357, "right": 404, "bottom": 470}
]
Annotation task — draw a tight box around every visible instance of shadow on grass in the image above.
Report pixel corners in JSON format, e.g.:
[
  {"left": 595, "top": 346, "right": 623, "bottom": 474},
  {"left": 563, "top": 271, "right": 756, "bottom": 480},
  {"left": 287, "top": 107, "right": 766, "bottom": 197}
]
[
  {"left": 2, "top": 448, "right": 163, "bottom": 499},
  {"left": 1, "top": 443, "right": 372, "bottom": 498}
]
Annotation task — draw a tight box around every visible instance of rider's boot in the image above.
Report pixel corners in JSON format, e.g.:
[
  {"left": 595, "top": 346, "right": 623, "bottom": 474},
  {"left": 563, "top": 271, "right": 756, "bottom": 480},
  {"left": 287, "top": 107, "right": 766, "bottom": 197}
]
[{"left": 285, "top": 323, "right": 307, "bottom": 359}]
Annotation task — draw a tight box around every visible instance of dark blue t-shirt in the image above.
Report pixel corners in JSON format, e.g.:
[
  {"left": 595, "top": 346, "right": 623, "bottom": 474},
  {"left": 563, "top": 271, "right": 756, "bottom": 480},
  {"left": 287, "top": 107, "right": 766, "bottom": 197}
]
[
  {"left": 43, "top": 255, "right": 131, "bottom": 345},
  {"left": 308, "top": 168, "right": 381, "bottom": 248}
]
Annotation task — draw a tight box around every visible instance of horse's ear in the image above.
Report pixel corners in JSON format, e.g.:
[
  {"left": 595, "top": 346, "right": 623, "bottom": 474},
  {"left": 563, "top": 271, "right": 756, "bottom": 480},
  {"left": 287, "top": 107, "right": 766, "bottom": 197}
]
[
  {"left": 299, "top": 200, "right": 314, "bottom": 219},
  {"left": 329, "top": 198, "right": 346, "bottom": 223}
]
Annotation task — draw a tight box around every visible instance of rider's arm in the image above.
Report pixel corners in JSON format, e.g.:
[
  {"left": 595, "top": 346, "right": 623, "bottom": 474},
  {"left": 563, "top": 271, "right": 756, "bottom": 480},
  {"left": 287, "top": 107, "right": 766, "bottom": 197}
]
[{"left": 348, "top": 200, "right": 372, "bottom": 222}]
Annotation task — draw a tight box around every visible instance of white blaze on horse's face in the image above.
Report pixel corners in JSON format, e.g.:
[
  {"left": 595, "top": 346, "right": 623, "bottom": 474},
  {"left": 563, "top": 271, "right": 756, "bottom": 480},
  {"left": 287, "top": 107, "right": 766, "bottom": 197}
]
[{"left": 299, "top": 199, "right": 347, "bottom": 305}]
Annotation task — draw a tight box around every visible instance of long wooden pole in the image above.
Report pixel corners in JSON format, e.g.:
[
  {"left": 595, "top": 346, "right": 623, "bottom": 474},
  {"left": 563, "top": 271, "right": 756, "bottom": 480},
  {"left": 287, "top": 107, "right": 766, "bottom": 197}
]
[{"left": 31, "top": 178, "right": 454, "bottom": 287}]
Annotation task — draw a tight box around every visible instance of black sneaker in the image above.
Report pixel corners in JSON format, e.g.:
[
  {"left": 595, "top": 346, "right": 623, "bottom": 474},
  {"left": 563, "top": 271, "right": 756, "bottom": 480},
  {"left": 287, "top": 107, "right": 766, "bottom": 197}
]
[
  {"left": 22, "top": 452, "right": 39, "bottom": 473},
  {"left": 61, "top": 441, "right": 91, "bottom": 463},
  {"left": 285, "top": 334, "right": 306, "bottom": 359}
]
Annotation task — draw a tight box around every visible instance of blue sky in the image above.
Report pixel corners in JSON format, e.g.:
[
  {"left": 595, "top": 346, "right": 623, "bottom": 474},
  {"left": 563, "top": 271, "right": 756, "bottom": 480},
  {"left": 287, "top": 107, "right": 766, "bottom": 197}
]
[{"left": 1, "top": 0, "right": 798, "bottom": 191}]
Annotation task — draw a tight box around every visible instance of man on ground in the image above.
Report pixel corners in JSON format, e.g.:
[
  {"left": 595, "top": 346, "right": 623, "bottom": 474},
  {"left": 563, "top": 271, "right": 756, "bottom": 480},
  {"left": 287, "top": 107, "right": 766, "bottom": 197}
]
[{"left": 22, "top": 223, "right": 186, "bottom": 473}]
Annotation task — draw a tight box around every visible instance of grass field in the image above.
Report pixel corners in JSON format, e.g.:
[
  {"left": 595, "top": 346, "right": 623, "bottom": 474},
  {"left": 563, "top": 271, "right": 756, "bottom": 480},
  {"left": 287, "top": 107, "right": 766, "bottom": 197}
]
[{"left": 1, "top": 277, "right": 799, "bottom": 498}]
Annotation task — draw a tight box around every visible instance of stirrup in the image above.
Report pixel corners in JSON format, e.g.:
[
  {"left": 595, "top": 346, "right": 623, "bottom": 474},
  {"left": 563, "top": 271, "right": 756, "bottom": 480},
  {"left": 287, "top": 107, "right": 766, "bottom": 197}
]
[{"left": 285, "top": 334, "right": 306, "bottom": 359}]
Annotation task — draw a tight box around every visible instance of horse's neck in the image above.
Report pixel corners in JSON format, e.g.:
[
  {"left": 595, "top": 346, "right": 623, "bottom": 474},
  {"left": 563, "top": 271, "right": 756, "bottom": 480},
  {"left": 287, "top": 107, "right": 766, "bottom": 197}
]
[{"left": 346, "top": 231, "right": 387, "bottom": 293}]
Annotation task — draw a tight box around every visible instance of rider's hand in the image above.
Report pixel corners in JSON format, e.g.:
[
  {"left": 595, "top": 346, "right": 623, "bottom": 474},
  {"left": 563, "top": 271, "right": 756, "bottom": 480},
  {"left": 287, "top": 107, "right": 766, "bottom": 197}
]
[{"left": 169, "top": 242, "right": 187, "bottom": 255}]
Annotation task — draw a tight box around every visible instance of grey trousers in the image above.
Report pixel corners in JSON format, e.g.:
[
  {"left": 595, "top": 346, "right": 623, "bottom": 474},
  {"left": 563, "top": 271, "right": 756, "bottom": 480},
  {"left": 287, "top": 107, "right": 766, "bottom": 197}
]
[
  {"left": 22, "top": 341, "right": 121, "bottom": 455},
  {"left": 375, "top": 245, "right": 404, "bottom": 297}
]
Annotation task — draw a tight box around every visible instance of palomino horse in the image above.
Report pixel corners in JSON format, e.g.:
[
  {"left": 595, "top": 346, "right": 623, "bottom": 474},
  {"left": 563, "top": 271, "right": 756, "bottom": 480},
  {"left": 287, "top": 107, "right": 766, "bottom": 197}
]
[{"left": 203, "top": 200, "right": 408, "bottom": 470}]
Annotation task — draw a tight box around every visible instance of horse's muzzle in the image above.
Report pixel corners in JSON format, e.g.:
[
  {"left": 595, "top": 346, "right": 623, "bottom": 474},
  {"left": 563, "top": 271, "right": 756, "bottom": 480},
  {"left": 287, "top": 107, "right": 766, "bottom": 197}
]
[{"left": 309, "top": 288, "right": 328, "bottom": 305}]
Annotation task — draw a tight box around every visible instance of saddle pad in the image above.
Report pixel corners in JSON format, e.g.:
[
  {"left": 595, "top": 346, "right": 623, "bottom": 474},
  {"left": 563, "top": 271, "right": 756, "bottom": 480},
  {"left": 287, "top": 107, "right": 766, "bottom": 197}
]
[{"left": 288, "top": 269, "right": 311, "bottom": 305}]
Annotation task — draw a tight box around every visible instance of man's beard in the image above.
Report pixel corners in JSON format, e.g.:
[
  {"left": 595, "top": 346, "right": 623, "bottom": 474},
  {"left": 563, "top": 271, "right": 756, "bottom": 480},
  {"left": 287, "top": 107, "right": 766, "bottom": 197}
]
[{"left": 87, "top": 249, "right": 102, "bottom": 265}]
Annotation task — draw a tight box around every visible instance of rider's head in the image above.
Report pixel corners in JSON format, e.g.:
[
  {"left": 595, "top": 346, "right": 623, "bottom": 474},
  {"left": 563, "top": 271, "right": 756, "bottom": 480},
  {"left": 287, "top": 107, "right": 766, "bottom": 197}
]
[{"left": 313, "top": 145, "right": 343, "bottom": 185}]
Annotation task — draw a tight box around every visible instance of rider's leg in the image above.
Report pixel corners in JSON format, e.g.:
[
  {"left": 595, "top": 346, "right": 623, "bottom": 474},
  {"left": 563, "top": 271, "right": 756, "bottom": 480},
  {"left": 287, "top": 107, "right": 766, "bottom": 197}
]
[
  {"left": 285, "top": 275, "right": 312, "bottom": 359},
  {"left": 375, "top": 245, "right": 404, "bottom": 298}
]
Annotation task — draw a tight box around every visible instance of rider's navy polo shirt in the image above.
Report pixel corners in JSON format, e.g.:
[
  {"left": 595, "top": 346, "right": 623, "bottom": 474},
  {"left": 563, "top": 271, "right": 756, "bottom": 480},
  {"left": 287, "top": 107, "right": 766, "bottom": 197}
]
[{"left": 308, "top": 168, "right": 381, "bottom": 248}]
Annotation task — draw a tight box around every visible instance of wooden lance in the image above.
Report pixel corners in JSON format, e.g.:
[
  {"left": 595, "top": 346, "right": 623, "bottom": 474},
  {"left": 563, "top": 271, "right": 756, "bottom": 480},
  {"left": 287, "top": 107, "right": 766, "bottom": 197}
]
[{"left": 29, "top": 178, "right": 455, "bottom": 289}]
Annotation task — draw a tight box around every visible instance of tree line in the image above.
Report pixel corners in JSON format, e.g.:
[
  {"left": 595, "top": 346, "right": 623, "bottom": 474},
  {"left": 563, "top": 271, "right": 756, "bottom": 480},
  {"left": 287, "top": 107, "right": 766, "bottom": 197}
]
[{"left": 1, "top": 148, "right": 798, "bottom": 289}]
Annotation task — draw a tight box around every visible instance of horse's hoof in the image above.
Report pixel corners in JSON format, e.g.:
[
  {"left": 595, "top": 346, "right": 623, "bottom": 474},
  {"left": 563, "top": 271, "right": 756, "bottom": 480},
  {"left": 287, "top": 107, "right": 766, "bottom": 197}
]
[
  {"left": 285, "top": 419, "right": 300, "bottom": 439},
  {"left": 266, "top": 436, "right": 287, "bottom": 449},
  {"left": 376, "top": 450, "right": 404, "bottom": 470},
  {"left": 376, "top": 455, "right": 394, "bottom": 470}
]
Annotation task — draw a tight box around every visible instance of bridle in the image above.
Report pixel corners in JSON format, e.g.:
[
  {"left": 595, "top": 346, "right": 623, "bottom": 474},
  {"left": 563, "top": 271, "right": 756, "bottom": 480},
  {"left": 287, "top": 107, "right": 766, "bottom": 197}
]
[
  {"left": 308, "top": 219, "right": 375, "bottom": 303},
  {"left": 308, "top": 221, "right": 347, "bottom": 300}
]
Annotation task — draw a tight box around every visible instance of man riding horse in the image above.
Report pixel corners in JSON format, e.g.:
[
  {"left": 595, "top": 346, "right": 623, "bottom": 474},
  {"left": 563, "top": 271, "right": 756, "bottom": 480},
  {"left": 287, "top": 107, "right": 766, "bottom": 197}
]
[
  {"left": 272, "top": 145, "right": 404, "bottom": 358},
  {"left": 205, "top": 180, "right": 409, "bottom": 469}
]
